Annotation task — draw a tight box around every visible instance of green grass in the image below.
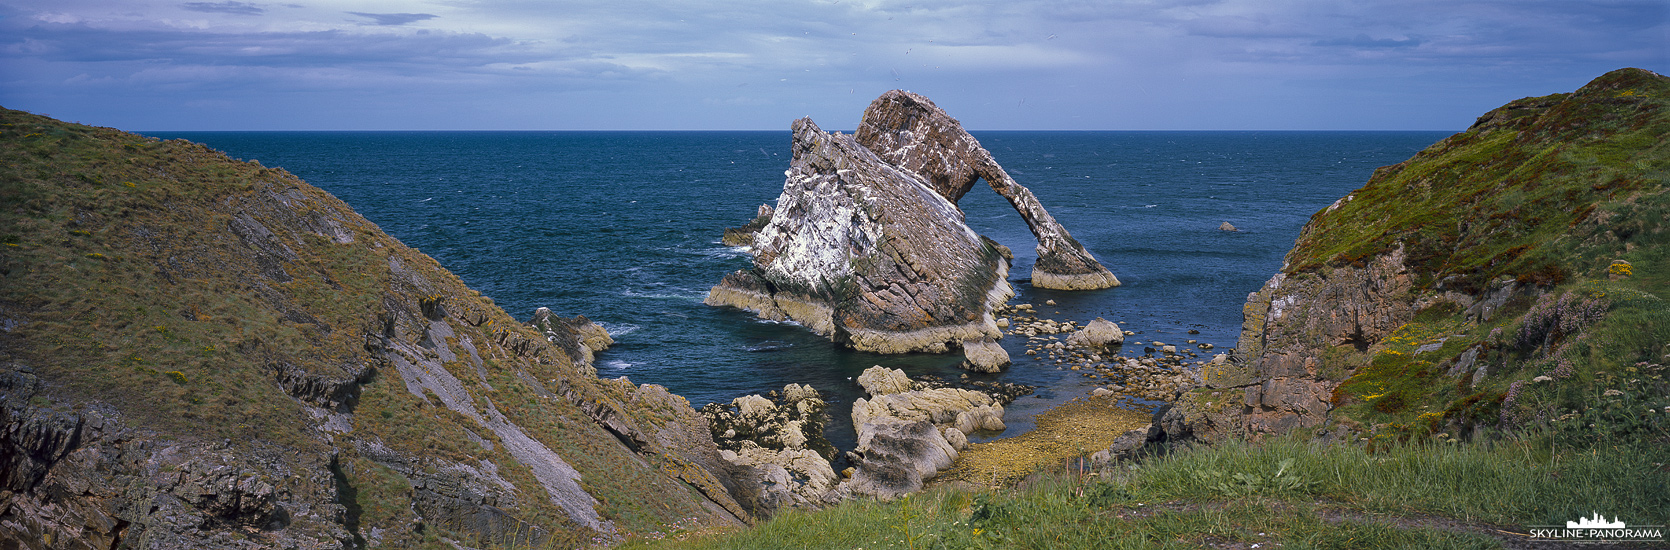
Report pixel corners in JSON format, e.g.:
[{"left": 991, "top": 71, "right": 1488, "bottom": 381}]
[
  {"left": 628, "top": 435, "right": 1667, "bottom": 549},
  {"left": 1287, "top": 68, "right": 1670, "bottom": 292}
]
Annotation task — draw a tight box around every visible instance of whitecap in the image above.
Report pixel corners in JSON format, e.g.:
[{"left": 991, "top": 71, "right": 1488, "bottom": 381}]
[
  {"left": 599, "top": 322, "right": 640, "bottom": 337},
  {"left": 603, "top": 360, "right": 633, "bottom": 370},
  {"left": 694, "top": 247, "right": 751, "bottom": 259},
  {"left": 745, "top": 341, "right": 793, "bottom": 352},
  {"left": 620, "top": 289, "right": 706, "bottom": 301}
]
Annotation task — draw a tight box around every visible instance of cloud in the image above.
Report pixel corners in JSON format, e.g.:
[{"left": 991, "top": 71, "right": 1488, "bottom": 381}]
[
  {"left": 1313, "top": 34, "right": 1422, "bottom": 49},
  {"left": 181, "top": 2, "right": 265, "bottom": 16},
  {"left": 347, "top": 12, "right": 438, "bottom": 26}
]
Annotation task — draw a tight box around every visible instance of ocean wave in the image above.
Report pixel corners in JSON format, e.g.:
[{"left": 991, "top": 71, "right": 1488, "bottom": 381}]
[
  {"left": 619, "top": 289, "right": 707, "bottom": 301},
  {"left": 697, "top": 246, "right": 751, "bottom": 259},
  {"left": 599, "top": 322, "right": 640, "bottom": 337},
  {"left": 745, "top": 341, "right": 793, "bottom": 352},
  {"left": 603, "top": 360, "right": 633, "bottom": 370}
]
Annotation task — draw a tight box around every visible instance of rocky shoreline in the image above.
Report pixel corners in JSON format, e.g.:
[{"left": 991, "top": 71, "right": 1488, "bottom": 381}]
[{"left": 691, "top": 301, "right": 1223, "bottom": 509}]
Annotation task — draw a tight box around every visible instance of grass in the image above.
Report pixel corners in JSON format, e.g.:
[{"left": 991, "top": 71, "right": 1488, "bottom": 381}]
[
  {"left": 627, "top": 434, "right": 1667, "bottom": 549},
  {"left": 1, "top": 106, "right": 765, "bottom": 545}
]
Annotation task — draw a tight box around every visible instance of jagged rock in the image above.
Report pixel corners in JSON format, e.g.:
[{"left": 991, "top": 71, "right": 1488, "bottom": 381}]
[
  {"left": 706, "top": 117, "right": 1014, "bottom": 354},
  {"left": 855, "top": 90, "right": 1119, "bottom": 291},
  {"left": 1064, "top": 318, "right": 1124, "bottom": 349},
  {"left": 857, "top": 366, "right": 912, "bottom": 396},
  {"left": 960, "top": 339, "right": 1011, "bottom": 373},
  {"left": 722, "top": 204, "right": 775, "bottom": 246},
  {"left": 530, "top": 307, "right": 614, "bottom": 371},
  {"left": 1219, "top": 222, "right": 1238, "bottom": 232},
  {"left": 719, "top": 441, "right": 839, "bottom": 510},
  {"left": 702, "top": 385, "right": 839, "bottom": 514}
]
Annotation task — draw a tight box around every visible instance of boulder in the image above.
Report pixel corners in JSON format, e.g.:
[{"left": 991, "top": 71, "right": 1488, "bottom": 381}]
[
  {"left": 1219, "top": 222, "right": 1238, "bottom": 232},
  {"left": 942, "top": 427, "right": 969, "bottom": 451},
  {"left": 844, "top": 381, "right": 1006, "bottom": 499},
  {"left": 1064, "top": 318, "right": 1124, "bottom": 349},
  {"left": 705, "top": 116, "right": 1013, "bottom": 354},
  {"left": 1087, "top": 424, "right": 1156, "bottom": 466},
  {"left": 845, "top": 420, "right": 956, "bottom": 500},
  {"left": 854, "top": 90, "right": 1119, "bottom": 290},
  {"left": 856, "top": 366, "right": 912, "bottom": 396},
  {"left": 960, "top": 338, "right": 1011, "bottom": 373}
]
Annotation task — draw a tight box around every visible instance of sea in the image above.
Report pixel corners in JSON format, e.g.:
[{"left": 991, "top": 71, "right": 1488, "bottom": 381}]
[{"left": 144, "top": 129, "right": 1452, "bottom": 452}]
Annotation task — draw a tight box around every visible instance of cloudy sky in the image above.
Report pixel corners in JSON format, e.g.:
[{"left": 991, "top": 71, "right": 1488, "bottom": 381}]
[{"left": 1, "top": 0, "right": 1664, "bottom": 130}]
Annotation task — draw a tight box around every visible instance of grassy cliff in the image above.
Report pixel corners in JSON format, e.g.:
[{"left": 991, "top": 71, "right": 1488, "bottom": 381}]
[
  {"left": 0, "top": 107, "right": 753, "bottom": 548},
  {"left": 1276, "top": 68, "right": 1670, "bottom": 446}
]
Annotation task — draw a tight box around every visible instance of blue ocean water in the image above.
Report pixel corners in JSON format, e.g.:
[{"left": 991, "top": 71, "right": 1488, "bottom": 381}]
[{"left": 147, "top": 129, "right": 1450, "bottom": 450}]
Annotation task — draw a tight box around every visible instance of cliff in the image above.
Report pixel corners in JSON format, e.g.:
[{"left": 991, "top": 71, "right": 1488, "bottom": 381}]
[
  {"left": 1173, "top": 68, "right": 1670, "bottom": 448},
  {"left": 0, "top": 108, "right": 764, "bottom": 549}
]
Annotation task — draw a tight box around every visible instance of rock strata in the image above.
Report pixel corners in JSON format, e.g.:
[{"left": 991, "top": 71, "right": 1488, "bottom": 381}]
[
  {"left": 705, "top": 117, "right": 1013, "bottom": 354},
  {"left": 854, "top": 90, "right": 1119, "bottom": 290}
]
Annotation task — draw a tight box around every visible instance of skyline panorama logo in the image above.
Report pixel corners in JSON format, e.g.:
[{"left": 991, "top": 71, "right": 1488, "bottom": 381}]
[{"left": 1527, "top": 512, "right": 1665, "bottom": 544}]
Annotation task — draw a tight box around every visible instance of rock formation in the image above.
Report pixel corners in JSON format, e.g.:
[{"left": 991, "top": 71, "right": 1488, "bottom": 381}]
[
  {"left": 700, "top": 384, "right": 842, "bottom": 512},
  {"left": 1064, "top": 317, "right": 1125, "bottom": 350},
  {"left": 844, "top": 367, "right": 1005, "bottom": 498},
  {"left": 0, "top": 108, "right": 763, "bottom": 548},
  {"left": 705, "top": 117, "right": 1014, "bottom": 355},
  {"left": 855, "top": 90, "right": 1119, "bottom": 290},
  {"left": 708, "top": 90, "right": 1120, "bottom": 360},
  {"left": 1165, "top": 68, "right": 1670, "bottom": 445}
]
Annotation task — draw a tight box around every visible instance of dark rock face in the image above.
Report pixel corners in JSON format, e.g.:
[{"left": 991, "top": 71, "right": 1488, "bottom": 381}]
[
  {"left": 707, "top": 118, "right": 1014, "bottom": 354},
  {"left": 1, "top": 367, "right": 346, "bottom": 549},
  {"left": 854, "top": 90, "right": 1119, "bottom": 290}
]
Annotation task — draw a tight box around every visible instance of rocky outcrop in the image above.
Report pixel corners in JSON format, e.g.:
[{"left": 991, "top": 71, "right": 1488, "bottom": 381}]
[
  {"left": 843, "top": 367, "right": 1005, "bottom": 498},
  {"left": 530, "top": 307, "right": 614, "bottom": 374},
  {"left": 706, "top": 117, "right": 1014, "bottom": 354},
  {"left": 701, "top": 385, "right": 840, "bottom": 513},
  {"left": 855, "top": 90, "right": 1119, "bottom": 290},
  {"left": 1165, "top": 68, "right": 1670, "bottom": 445}
]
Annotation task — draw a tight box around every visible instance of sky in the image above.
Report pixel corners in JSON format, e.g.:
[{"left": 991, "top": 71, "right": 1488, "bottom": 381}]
[{"left": 0, "top": 0, "right": 1665, "bottom": 131}]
